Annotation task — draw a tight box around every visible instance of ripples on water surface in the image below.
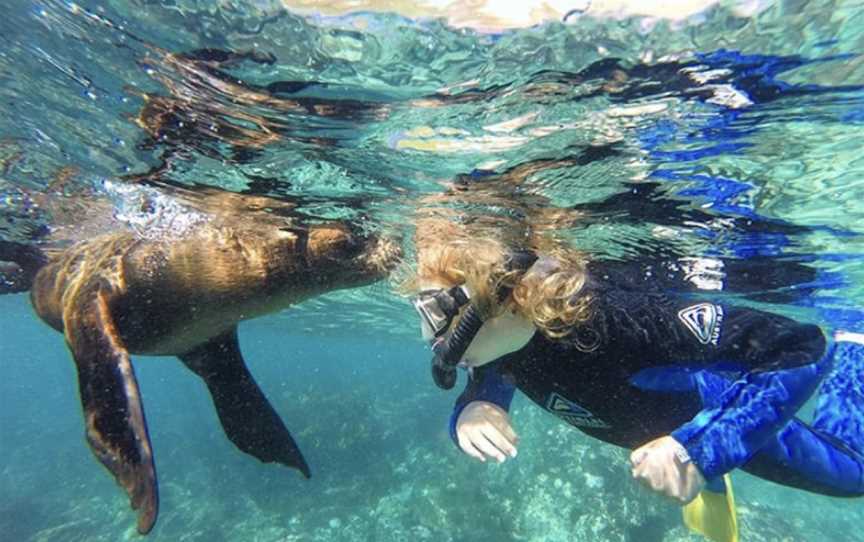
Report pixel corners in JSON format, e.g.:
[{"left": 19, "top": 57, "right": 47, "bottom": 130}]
[{"left": 1, "top": 1, "right": 863, "bottom": 541}]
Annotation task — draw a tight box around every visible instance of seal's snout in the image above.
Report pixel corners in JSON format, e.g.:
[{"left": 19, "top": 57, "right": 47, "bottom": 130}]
[
  {"left": 362, "top": 233, "right": 402, "bottom": 275},
  {"left": 306, "top": 224, "right": 401, "bottom": 279}
]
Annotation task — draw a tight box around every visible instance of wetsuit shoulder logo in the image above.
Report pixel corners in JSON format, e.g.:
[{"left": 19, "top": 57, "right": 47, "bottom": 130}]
[
  {"left": 545, "top": 392, "right": 611, "bottom": 429},
  {"left": 678, "top": 303, "right": 724, "bottom": 345}
]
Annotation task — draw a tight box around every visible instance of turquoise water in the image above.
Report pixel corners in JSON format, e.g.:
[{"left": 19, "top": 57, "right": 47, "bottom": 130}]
[{"left": 1, "top": 1, "right": 864, "bottom": 541}]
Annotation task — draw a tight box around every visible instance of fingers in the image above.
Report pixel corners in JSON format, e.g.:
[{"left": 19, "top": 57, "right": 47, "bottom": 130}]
[
  {"left": 480, "top": 424, "right": 518, "bottom": 459},
  {"left": 630, "top": 436, "right": 704, "bottom": 504},
  {"left": 456, "top": 401, "right": 519, "bottom": 463},
  {"left": 631, "top": 452, "right": 689, "bottom": 503},
  {"left": 481, "top": 406, "right": 519, "bottom": 453},
  {"left": 472, "top": 430, "right": 509, "bottom": 463},
  {"left": 458, "top": 430, "right": 499, "bottom": 462},
  {"left": 667, "top": 470, "right": 687, "bottom": 504},
  {"left": 632, "top": 460, "right": 701, "bottom": 504},
  {"left": 457, "top": 435, "right": 488, "bottom": 463},
  {"left": 494, "top": 413, "right": 519, "bottom": 446},
  {"left": 679, "top": 463, "right": 706, "bottom": 504},
  {"left": 632, "top": 460, "right": 665, "bottom": 493},
  {"left": 630, "top": 447, "right": 648, "bottom": 468},
  {"left": 458, "top": 424, "right": 516, "bottom": 463}
]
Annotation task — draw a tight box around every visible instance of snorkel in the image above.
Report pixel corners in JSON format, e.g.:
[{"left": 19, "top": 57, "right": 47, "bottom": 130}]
[
  {"left": 429, "top": 250, "right": 538, "bottom": 390},
  {"left": 430, "top": 302, "right": 484, "bottom": 389}
]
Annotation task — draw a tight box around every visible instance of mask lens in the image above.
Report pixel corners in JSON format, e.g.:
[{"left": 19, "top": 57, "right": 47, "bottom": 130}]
[
  {"left": 412, "top": 293, "right": 450, "bottom": 338},
  {"left": 412, "top": 285, "right": 471, "bottom": 341},
  {"left": 420, "top": 318, "right": 435, "bottom": 341}
]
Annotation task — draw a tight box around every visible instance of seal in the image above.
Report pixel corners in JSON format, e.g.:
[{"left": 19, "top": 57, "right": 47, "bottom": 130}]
[{"left": 7, "top": 194, "right": 399, "bottom": 534}]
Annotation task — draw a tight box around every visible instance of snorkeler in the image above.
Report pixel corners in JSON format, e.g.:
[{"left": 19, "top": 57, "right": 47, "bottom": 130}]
[
  {"left": 399, "top": 142, "right": 864, "bottom": 542},
  {"left": 405, "top": 235, "right": 863, "bottom": 541}
]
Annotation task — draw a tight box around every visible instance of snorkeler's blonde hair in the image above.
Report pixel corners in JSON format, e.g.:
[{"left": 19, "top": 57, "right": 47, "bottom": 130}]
[{"left": 400, "top": 233, "right": 592, "bottom": 340}]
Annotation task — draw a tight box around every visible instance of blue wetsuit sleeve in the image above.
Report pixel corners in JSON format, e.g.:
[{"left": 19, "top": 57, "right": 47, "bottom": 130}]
[
  {"left": 448, "top": 366, "right": 517, "bottom": 444},
  {"left": 671, "top": 325, "right": 831, "bottom": 480}
]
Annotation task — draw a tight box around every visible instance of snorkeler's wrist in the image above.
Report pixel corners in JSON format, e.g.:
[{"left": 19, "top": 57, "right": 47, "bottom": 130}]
[
  {"left": 670, "top": 437, "right": 692, "bottom": 465},
  {"left": 449, "top": 401, "right": 471, "bottom": 444},
  {"left": 669, "top": 429, "right": 715, "bottom": 480}
]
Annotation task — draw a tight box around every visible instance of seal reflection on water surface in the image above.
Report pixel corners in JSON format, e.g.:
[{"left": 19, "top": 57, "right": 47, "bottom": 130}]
[{"left": 22, "top": 196, "right": 401, "bottom": 534}]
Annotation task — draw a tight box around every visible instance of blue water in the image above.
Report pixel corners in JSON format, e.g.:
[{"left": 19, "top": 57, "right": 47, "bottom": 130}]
[{"left": 1, "top": 1, "right": 864, "bottom": 541}]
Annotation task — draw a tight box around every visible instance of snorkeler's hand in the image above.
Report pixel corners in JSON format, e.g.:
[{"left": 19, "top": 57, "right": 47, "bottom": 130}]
[
  {"left": 456, "top": 401, "right": 519, "bottom": 463},
  {"left": 630, "top": 436, "right": 706, "bottom": 505}
]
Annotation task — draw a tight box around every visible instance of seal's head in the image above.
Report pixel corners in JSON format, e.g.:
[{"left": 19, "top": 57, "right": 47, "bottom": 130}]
[{"left": 304, "top": 223, "right": 401, "bottom": 290}]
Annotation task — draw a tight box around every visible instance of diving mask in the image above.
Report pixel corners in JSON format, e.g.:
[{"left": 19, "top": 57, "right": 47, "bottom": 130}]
[{"left": 412, "top": 284, "right": 471, "bottom": 341}]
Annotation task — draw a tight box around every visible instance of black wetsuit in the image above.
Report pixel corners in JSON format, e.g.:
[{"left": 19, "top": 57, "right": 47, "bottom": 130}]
[{"left": 450, "top": 260, "right": 864, "bottom": 497}]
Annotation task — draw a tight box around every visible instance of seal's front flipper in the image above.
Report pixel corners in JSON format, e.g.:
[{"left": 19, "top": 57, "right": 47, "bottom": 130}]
[
  {"left": 65, "top": 286, "right": 158, "bottom": 534},
  {"left": 0, "top": 240, "right": 48, "bottom": 293},
  {"left": 179, "top": 329, "right": 311, "bottom": 478}
]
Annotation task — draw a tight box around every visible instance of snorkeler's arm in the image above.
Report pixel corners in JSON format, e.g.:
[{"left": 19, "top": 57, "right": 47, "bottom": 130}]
[
  {"left": 669, "top": 307, "right": 830, "bottom": 481},
  {"left": 449, "top": 365, "right": 516, "bottom": 444}
]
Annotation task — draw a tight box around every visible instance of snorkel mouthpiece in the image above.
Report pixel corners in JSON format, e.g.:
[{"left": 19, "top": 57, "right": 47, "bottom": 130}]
[
  {"left": 431, "top": 304, "right": 484, "bottom": 389},
  {"left": 429, "top": 250, "right": 538, "bottom": 390}
]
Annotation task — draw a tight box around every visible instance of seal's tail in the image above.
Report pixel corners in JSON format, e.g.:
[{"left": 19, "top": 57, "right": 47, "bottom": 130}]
[{"left": 0, "top": 240, "right": 48, "bottom": 294}]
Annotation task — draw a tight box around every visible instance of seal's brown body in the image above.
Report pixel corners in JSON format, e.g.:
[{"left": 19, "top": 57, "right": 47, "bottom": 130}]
[
  {"left": 25, "top": 216, "right": 399, "bottom": 535},
  {"left": 32, "top": 224, "right": 389, "bottom": 354}
]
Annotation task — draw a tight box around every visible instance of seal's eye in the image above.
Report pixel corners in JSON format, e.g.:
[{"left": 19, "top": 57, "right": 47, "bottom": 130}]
[{"left": 340, "top": 233, "right": 362, "bottom": 254}]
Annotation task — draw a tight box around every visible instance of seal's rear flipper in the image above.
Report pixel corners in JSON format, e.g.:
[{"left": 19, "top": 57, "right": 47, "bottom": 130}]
[
  {"left": 179, "top": 329, "right": 311, "bottom": 478},
  {"left": 65, "top": 285, "right": 159, "bottom": 534}
]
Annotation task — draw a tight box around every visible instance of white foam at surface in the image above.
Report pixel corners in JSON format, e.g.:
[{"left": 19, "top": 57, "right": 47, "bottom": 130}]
[{"left": 103, "top": 180, "right": 208, "bottom": 240}]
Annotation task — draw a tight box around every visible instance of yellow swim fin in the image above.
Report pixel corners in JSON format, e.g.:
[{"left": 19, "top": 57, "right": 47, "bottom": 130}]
[{"left": 682, "top": 474, "right": 738, "bottom": 542}]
